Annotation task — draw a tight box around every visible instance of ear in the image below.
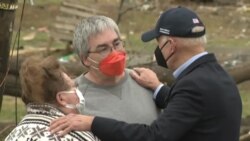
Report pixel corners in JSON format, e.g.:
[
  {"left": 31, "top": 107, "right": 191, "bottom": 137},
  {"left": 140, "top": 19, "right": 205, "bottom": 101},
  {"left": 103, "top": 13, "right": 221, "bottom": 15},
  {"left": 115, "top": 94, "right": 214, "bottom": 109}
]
[
  {"left": 82, "top": 57, "right": 90, "bottom": 67},
  {"left": 56, "top": 92, "right": 67, "bottom": 106},
  {"left": 169, "top": 38, "right": 177, "bottom": 53},
  {"left": 170, "top": 45, "right": 176, "bottom": 53}
]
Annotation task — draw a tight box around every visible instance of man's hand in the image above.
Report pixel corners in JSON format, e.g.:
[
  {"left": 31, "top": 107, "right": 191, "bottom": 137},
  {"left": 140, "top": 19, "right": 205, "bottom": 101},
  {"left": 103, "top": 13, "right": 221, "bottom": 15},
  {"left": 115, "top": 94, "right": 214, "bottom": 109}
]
[
  {"left": 49, "top": 114, "right": 94, "bottom": 136},
  {"left": 130, "top": 67, "right": 162, "bottom": 91}
]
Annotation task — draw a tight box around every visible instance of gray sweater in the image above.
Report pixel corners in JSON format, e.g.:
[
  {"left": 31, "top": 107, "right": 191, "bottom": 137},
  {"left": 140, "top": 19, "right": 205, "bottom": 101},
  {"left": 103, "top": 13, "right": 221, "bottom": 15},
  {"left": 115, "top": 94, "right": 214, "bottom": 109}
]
[{"left": 75, "top": 69, "right": 159, "bottom": 125}]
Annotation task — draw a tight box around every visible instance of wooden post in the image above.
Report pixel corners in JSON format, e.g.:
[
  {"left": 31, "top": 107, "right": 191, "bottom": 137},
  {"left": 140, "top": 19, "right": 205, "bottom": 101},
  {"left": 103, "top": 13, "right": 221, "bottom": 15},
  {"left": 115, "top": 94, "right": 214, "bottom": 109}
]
[{"left": 0, "top": 0, "right": 18, "bottom": 111}]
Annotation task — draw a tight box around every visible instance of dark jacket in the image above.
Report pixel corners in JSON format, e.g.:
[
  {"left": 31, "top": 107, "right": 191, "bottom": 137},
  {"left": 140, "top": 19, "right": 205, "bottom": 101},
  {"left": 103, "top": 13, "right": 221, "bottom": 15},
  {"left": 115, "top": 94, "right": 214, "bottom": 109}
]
[{"left": 91, "top": 53, "right": 242, "bottom": 141}]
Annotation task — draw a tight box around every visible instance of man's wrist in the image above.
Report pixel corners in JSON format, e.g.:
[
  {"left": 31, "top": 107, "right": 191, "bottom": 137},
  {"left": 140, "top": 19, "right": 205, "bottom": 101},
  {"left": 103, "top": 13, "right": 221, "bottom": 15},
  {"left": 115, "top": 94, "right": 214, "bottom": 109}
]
[
  {"left": 151, "top": 81, "right": 162, "bottom": 90},
  {"left": 86, "top": 116, "right": 95, "bottom": 131},
  {"left": 153, "top": 83, "right": 164, "bottom": 99}
]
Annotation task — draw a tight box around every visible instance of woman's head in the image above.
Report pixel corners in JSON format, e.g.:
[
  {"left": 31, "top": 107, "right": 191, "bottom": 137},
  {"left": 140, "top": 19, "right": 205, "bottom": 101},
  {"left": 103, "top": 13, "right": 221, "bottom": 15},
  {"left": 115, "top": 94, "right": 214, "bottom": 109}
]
[{"left": 20, "top": 56, "right": 74, "bottom": 105}]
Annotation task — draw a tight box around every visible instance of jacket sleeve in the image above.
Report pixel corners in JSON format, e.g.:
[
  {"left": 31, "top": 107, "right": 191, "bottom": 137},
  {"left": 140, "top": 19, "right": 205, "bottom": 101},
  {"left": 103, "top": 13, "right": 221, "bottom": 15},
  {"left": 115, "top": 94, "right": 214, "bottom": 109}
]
[
  {"left": 91, "top": 85, "right": 203, "bottom": 141},
  {"left": 154, "top": 85, "right": 171, "bottom": 108}
]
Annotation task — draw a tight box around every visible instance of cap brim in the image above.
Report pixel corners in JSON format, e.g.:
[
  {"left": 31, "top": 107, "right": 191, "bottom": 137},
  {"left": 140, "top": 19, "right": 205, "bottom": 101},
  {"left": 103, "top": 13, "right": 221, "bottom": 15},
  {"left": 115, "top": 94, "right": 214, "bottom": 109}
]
[{"left": 141, "top": 29, "right": 158, "bottom": 42}]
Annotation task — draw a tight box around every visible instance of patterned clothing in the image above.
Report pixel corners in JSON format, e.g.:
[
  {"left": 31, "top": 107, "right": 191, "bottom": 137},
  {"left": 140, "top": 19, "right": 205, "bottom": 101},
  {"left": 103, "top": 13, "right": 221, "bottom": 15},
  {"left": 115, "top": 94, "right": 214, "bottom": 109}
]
[{"left": 5, "top": 103, "right": 100, "bottom": 141}]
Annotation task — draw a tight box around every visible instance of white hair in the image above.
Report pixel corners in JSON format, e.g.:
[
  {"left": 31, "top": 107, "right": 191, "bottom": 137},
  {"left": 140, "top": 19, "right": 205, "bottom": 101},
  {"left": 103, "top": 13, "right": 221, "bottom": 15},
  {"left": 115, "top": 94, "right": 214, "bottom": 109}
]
[{"left": 175, "top": 35, "right": 207, "bottom": 48}]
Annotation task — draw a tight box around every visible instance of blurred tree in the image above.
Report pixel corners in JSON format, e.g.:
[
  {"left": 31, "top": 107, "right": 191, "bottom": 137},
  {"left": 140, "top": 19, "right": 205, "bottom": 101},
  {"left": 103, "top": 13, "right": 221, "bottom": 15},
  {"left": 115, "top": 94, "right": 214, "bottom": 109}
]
[
  {"left": 3, "top": 54, "right": 250, "bottom": 97},
  {"left": 116, "top": 0, "right": 157, "bottom": 24},
  {"left": 0, "top": 0, "right": 18, "bottom": 111}
]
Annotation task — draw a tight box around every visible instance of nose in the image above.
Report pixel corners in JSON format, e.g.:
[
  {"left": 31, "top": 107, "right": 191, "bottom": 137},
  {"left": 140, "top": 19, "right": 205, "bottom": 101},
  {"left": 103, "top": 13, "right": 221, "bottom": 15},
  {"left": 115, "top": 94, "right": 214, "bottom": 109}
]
[
  {"left": 108, "top": 46, "right": 117, "bottom": 54},
  {"left": 111, "top": 47, "right": 116, "bottom": 51}
]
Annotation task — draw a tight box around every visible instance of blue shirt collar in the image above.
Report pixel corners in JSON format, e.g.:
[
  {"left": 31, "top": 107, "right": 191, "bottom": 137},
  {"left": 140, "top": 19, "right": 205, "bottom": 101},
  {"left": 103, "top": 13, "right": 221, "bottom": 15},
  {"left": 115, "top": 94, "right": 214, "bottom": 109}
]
[{"left": 173, "top": 52, "right": 208, "bottom": 78}]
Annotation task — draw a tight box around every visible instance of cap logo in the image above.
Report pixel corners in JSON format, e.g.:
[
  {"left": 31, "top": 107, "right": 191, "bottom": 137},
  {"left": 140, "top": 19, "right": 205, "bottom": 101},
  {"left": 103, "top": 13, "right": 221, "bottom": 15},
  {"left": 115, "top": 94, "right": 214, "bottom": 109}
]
[
  {"left": 159, "top": 28, "right": 170, "bottom": 35},
  {"left": 192, "top": 18, "right": 199, "bottom": 24}
]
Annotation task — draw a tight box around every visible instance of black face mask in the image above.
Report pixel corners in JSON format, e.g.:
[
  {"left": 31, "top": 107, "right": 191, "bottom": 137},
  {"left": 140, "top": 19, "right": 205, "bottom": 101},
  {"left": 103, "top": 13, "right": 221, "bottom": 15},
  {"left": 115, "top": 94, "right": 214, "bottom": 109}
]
[{"left": 154, "top": 46, "right": 168, "bottom": 68}]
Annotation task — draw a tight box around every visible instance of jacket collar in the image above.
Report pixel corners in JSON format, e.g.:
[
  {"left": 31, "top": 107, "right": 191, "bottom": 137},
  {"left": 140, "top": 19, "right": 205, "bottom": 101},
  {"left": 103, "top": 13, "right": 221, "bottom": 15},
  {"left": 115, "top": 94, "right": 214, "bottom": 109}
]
[{"left": 175, "top": 53, "right": 217, "bottom": 81}]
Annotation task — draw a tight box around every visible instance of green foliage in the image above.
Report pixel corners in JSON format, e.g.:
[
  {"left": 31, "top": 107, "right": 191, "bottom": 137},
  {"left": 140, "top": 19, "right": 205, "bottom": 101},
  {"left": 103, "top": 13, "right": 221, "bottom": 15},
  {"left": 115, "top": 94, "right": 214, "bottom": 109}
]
[
  {"left": 0, "top": 96, "right": 26, "bottom": 139},
  {"left": 0, "top": 96, "right": 26, "bottom": 123},
  {"left": 208, "top": 38, "right": 250, "bottom": 49}
]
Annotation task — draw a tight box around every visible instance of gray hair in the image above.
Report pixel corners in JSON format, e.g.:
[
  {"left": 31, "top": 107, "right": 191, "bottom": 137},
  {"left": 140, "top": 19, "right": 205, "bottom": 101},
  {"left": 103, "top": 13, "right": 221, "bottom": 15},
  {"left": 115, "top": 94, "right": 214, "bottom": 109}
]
[{"left": 73, "top": 16, "right": 121, "bottom": 59}]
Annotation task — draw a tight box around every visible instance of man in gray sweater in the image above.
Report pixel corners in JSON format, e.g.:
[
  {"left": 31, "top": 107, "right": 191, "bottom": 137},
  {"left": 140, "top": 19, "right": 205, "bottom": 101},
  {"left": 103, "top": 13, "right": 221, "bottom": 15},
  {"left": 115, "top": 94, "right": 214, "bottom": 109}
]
[{"left": 73, "top": 16, "right": 160, "bottom": 124}]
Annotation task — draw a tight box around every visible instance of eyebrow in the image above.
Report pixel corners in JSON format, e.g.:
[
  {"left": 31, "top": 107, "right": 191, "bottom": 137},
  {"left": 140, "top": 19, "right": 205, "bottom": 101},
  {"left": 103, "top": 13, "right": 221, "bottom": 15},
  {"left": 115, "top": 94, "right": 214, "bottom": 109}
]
[{"left": 96, "top": 37, "right": 120, "bottom": 48}]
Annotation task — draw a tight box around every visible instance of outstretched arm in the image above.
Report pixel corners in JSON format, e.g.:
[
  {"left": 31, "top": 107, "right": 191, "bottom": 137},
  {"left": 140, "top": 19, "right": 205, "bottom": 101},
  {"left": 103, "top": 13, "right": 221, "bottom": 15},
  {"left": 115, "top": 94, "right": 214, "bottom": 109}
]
[
  {"left": 50, "top": 89, "right": 202, "bottom": 141},
  {"left": 49, "top": 114, "right": 94, "bottom": 136}
]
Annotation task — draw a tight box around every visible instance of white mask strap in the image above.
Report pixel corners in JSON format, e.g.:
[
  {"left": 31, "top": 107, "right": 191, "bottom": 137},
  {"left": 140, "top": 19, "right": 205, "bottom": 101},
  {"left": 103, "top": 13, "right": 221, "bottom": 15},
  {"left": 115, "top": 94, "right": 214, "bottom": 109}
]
[
  {"left": 76, "top": 88, "right": 85, "bottom": 103},
  {"left": 65, "top": 104, "right": 75, "bottom": 109},
  {"left": 87, "top": 57, "right": 100, "bottom": 70}
]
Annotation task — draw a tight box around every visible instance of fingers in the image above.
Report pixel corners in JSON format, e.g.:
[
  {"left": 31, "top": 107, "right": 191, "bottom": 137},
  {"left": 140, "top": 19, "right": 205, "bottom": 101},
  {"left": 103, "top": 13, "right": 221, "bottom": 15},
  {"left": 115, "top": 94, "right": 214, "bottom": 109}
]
[
  {"left": 50, "top": 114, "right": 94, "bottom": 137},
  {"left": 129, "top": 69, "right": 140, "bottom": 81},
  {"left": 130, "top": 67, "right": 162, "bottom": 90},
  {"left": 133, "top": 67, "right": 146, "bottom": 74},
  {"left": 49, "top": 114, "right": 74, "bottom": 136},
  {"left": 57, "top": 126, "right": 72, "bottom": 137},
  {"left": 129, "top": 68, "right": 145, "bottom": 84},
  {"left": 130, "top": 67, "right": 151, "bottom": 88}
]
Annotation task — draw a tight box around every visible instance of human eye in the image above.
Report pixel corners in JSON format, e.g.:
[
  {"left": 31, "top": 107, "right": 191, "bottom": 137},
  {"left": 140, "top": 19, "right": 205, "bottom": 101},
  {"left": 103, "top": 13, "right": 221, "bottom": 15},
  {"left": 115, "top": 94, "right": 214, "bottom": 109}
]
[
  {"left": 114, "top": 40, "right": 122, "bottom": 48},
  {"left": 96, "top": 46, "right": 108, "bottom": 53}
]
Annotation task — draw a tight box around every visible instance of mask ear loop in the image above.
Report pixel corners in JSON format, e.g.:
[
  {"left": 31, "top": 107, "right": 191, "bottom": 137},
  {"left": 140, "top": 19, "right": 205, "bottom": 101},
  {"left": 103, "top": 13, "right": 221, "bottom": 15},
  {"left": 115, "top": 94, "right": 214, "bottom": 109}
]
[
  {"left": 79, "top": 80, "right": 89, "bottom": 97},
  {"left": 59, "top": 90, "right": 77, "bottom": 110},
  {"left": 75, "top": 75, "right": 90, "bottom": 97},
  {"left": 160, "top": 40, "right": 170, "bottom": 50},
  {"left": 80, "top": 53, "right": 96, "bottom": 69},
  {"left": 63, "top": 88, "right": 85, "bottom": 111},
  {"left": 57, "top": 89, "right": 76, "bottom": 108},
  {"left": 164, "top": 39, "right": 176, "bottom": 62},
  {"left": 76, "top": 88, "right": 85, "bottom": 103},
  {"left": 65, "top": 104, "right": 76, "bottom": 109},
  {"left": 159, "top": 40, "right": 171, "bottom": 61},
  {"left": 86, "top": 57, "right": 100, "bottom": 70}
]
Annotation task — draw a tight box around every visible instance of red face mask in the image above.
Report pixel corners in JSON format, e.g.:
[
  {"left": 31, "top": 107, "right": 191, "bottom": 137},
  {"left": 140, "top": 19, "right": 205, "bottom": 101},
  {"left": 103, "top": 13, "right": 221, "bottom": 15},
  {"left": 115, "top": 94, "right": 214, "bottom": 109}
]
[{"left": 88, "top": 51, "right": 126, "bottom": 76}]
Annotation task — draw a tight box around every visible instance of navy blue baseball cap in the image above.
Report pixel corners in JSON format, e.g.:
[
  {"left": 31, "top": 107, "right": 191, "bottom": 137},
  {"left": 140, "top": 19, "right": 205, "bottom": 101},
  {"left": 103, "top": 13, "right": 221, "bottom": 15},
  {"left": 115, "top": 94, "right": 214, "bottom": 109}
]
[{"left": 141, "top": 6, "right": 206, "bottom": 42}]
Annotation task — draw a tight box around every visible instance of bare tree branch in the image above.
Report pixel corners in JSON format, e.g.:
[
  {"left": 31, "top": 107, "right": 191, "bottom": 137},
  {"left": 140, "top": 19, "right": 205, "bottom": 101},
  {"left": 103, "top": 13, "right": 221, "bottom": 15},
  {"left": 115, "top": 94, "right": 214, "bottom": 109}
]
[{"left": 116, "top": 0, "right": 150, "bottom": 24}]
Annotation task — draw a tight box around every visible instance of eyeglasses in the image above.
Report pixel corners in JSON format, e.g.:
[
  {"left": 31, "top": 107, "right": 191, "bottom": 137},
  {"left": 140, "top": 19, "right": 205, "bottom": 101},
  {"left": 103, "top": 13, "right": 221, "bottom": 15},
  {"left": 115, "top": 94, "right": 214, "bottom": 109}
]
[{"left": 88, "top": 39, "right": 125, "bottom": 56}]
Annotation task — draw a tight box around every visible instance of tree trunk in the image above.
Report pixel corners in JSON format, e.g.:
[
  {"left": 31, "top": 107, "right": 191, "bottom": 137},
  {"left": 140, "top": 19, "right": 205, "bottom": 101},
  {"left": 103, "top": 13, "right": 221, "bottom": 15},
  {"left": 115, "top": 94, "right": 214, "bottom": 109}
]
[
  {"left": 0, "top": 0, "right": 18, "bottom": 110},
  {"left": 228, "top": 63, "right": 250, "bottom": 84},
  {"left": 3, "top": 54, "right": 250, "bottom": 98}
]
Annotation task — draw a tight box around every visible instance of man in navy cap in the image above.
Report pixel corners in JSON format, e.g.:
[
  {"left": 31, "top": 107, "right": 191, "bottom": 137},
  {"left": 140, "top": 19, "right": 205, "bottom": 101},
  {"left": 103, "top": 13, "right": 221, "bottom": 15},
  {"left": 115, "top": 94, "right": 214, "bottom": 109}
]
[{"left": 50, "top": 6, "right": 242, "bottom": 141}]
